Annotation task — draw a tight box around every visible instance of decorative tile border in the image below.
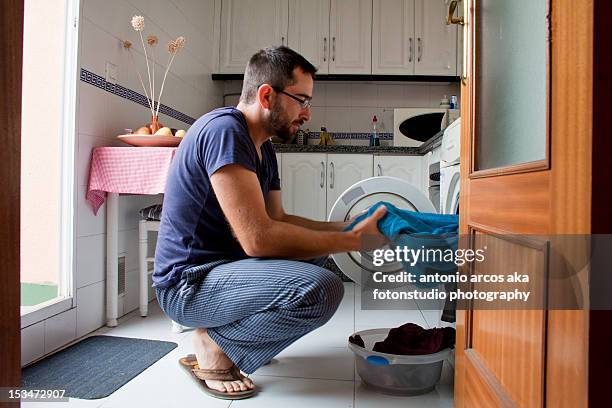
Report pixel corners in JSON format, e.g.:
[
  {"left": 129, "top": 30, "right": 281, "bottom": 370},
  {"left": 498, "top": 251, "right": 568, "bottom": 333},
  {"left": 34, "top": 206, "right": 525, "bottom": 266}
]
[
  {"left": 307, "top": 131, "right": 393, "bottom": 141},
  {"left": 79, "top": 68, "right": 196, "bottom": 125}
]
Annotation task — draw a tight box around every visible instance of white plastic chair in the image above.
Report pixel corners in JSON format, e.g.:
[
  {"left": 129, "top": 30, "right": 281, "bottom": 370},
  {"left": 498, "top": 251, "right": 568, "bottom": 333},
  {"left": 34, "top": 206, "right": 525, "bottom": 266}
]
[{"left": 138, "top": 218, "right": 187, "bottom": 333}]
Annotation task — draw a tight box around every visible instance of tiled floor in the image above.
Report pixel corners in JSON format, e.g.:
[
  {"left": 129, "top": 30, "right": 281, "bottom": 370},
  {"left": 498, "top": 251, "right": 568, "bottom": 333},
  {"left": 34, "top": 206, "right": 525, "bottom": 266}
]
[{"left": 23, "top": 283, "right": 454, "bottom": 408}]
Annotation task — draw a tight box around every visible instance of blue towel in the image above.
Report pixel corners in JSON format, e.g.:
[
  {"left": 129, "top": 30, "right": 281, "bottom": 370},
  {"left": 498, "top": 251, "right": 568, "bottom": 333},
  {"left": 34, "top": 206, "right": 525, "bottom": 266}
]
[{"left": 345, "top": 201, "right": 459, "bottom": 287}]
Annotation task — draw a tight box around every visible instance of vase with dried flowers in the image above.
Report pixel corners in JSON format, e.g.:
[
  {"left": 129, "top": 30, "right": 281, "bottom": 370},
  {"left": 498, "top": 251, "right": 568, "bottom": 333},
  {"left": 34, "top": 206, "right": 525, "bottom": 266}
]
[{"left": 123, "top": 15, "right": 186, "bottom": 134}]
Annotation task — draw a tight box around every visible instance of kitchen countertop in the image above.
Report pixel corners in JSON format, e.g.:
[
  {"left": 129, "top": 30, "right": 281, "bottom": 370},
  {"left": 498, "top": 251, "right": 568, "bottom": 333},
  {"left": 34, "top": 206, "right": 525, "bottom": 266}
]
[{"left": 273, "top": 128, "right": 444, "bottom": 155}]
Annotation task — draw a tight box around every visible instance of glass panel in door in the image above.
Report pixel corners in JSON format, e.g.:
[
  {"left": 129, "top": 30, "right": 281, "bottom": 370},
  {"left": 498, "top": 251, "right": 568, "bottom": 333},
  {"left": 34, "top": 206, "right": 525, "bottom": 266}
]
[{"left": 476, "top": 0, "right": 548, "bottom": 171}]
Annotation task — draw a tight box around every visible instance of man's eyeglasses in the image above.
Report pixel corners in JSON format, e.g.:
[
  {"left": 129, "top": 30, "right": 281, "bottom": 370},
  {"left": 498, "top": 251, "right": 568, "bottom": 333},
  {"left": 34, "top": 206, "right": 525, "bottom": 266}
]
[{"left": 272, "top": 87, "right": 312, "bottom": 109}]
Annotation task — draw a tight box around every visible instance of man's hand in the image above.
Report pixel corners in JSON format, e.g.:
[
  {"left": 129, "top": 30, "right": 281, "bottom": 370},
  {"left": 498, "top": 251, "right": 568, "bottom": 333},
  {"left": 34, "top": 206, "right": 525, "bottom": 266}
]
[{"left": 350, "top": 206, "right": 388, "bottom": 251}]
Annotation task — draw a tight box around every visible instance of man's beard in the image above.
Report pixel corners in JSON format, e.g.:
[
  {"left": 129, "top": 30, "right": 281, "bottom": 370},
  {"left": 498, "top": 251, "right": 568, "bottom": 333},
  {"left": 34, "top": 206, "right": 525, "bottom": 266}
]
[{"left": 266, "top": 100, "right": 302, "bottom": 143}]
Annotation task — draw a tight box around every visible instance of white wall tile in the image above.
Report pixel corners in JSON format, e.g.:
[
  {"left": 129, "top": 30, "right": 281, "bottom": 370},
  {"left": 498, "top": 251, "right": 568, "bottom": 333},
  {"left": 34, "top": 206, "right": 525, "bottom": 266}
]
[
  {"left": 325, "top": 83, "right": 350, "bottom": 107},
  {"left": 77, "top": 134, "right": 110, "bottom": 187},
  {"left": 307, "top": 106, "right": 326, "bottom": 133},
  {"left": 379, "top": 107, "right": 394, "bottom": 133},
  {"left": 430, "top": 83, "right": 461, "bottom": 107},
  {"left": 122, "top": 268, "right": 155, "bottom": 316},
  {"left": 118, "top": 227, "right": 140, "bottom": 273},
  {"left": 312, "top": 82, "right": 326, "bottom": 107},
  {"left": 106, "top": 92, "right": 152, "bottom": 137},
  {"left": 21, "top": 321, "right": 45, "bottom": 366},
  {"left": 403, "top": 84, "right": 431, "bottom": 107},
  {"left": 324, "top": 107, "right": 351, "bottom": 132},
  {"left": 77, "top": 83, "right": 108, "bottom": 137},
  {"left": 350, "top": 83, "right": 378, "bottom": 107},
  {"left": 76, "top": 233, "right": 105, "bottom": 289},
  {"left": 80, "top": 18, "right": 119, "bottom": 79},
  {"left": 350, "top": 107, "right": 380, "bottom": 133},
  {"left": 76, "top": 281, "right": 106, "bottom": 338},
  {"left": 123, "top": 269, "right": 141, "bottom": 314},
  {"left": 171, "top": 0, "right": 216, "bottom": 39},
  {"left": 44, "top": 308, "right": 77, "bottom": 354},
  {"left": 378, "top": 83, "right": 406, "bottom": 107},
  {"left": 76, "top": 183, "right": 106, "bottom": 237}
]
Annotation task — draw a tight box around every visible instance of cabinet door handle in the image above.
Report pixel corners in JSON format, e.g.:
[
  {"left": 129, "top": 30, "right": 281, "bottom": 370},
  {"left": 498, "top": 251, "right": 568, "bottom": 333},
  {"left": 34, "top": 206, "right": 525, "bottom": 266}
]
[
  {"left": 377, "top": 164, "right": 383, "bottom": 177},
  {"left": 330, "top": 162, "right": 335, "bottom": 189},
  {"left": 409, "top": 38, "right": 413, "bottom": 62},
  {"left": 320, "top": 161, "right": 325, "bottom": 188},
  {"left": 332, "top": 37, "right": 336, "bottom": 61},
  {"left": 418, "top": 38, "right": 422, "bottom": 62},
  {"left": 281, "top": 36, "right": 285, "bottom": 46},
  {"left": 323, "top": 37, "right": 327, "bottom": 62}
]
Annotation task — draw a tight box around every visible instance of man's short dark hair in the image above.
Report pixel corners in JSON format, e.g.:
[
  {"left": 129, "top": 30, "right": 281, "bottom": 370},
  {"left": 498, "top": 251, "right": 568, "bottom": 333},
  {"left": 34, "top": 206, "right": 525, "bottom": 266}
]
[{"left": 240, "top": 46, "right": 317, "bottom": 104}]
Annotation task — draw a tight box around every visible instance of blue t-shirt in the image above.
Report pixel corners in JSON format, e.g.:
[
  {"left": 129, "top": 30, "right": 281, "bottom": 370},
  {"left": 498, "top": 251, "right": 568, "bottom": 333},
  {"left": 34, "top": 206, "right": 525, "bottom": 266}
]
[{"left": 153, "top": 107, "right": 280, "bottom": 288}]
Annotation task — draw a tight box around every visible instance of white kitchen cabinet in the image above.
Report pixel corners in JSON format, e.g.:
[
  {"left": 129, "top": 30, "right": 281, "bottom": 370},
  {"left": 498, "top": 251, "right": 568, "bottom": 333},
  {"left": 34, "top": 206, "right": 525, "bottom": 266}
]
[
  {"left": 326, "top": 154, "right": 373, "bottom": 218},
  {"left": 288, "top": 0, "right": 330, "bottom": 74},
  {"left": 281, "top": 153, "right": 327, "bottom": 221},
  {"left": 329, "top": 0, "right": 372, "bottom": 74},
  {"left": 372, "top": 0, "right": 415, "bottom": 74},
  {"left": 374, "top": 155, "right": 423, "bottom": 192},
  {"left": 372, "top": 0, "right": 457, "bottom": 75},
  {"left": 219, "top": 0, "right": 289, "bottom": 74},
  {"left": 414, "top": 0, "right": 457, "bottom": 75},
  {"left": 281, "top": 153, "right": 373, "bottom": 221}
]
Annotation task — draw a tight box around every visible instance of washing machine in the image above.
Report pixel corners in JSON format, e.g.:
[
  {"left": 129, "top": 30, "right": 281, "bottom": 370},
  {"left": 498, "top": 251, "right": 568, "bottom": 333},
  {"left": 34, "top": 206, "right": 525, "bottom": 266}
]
[
  {"left": 327, "top": 176, "right": 435, "bottom": 286},
  {"left": 440, "top": 118, "right": 461, "bottom": 215}
]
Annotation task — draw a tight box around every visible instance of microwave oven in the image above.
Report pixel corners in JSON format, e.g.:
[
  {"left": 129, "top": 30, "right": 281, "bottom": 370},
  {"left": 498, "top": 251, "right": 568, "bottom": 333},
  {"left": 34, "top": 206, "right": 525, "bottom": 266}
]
[{"left": 393, "top": 108, "right": 460, "bottom": 147}]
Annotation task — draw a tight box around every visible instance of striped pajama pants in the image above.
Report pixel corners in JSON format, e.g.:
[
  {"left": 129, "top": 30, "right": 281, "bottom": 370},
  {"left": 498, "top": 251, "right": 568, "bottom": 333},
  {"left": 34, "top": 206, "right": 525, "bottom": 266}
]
[{"left": 155, "top": 257, "right": 344, "bottom": 374}]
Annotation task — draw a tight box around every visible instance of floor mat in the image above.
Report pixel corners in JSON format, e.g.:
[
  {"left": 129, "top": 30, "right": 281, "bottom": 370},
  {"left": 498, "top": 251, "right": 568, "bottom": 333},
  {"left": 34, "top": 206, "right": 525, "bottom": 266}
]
[{"left": 22, "top": 335, "right": 177, "bottom": 399}]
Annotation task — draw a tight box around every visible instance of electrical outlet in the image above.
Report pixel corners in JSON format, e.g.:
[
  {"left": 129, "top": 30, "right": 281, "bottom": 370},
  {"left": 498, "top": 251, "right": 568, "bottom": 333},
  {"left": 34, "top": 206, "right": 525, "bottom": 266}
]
[{"left": 105, "top": 62, "right": 118, "bottom": 84}]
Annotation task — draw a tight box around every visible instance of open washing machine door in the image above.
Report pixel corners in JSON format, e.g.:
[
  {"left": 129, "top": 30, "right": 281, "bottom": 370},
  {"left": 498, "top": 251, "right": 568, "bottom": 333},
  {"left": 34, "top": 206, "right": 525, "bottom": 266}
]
[{"left": 328, "top": 176, "right": 436, "bottom": 286}]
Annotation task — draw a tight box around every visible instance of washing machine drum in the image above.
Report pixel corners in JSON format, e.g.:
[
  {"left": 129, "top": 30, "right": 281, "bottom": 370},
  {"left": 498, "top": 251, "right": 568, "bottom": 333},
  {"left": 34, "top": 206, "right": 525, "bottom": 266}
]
[{"left": 328, "top": 176, "right": 436, "bottom": 286}]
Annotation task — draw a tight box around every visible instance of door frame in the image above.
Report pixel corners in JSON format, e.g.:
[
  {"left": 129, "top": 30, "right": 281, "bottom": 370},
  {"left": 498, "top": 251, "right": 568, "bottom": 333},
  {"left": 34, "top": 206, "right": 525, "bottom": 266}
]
[
  {"left": 589, "top": 0, "right": 612, "bottom": 406},
  {"left": 1, "top": 0, "right": 24, "bottom": 395}
]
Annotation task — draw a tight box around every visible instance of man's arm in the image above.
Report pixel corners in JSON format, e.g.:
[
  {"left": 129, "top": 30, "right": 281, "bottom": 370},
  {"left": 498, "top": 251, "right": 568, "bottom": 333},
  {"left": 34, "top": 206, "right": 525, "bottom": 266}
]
[
  {"left": 211, "top": 164, "right": 386, "bottom": 259},
  {"left": 264, "top": 190, "right": 348, "bottom": 231}
]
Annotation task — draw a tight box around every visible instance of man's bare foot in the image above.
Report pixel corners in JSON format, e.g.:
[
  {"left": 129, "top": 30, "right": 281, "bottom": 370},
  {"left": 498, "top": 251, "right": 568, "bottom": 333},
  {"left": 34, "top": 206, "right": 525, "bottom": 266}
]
[{"left": 192, "top": 328, "right": 255, "bottom": 393}]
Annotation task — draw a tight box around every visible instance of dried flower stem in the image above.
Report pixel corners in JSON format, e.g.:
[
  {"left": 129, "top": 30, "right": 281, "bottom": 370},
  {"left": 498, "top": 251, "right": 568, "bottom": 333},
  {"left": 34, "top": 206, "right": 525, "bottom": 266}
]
[
  {"left": 138, "top": 31, "right": 155, "bottom": 117},
  {"left": 127, "top": 49, "right": 155, "bottom": 116},
  {"left": 155, "top": 52, "right": 177, "bottom": 117},
  {"left": 151, "top": 51, "right": 155, "bottom": 111}
]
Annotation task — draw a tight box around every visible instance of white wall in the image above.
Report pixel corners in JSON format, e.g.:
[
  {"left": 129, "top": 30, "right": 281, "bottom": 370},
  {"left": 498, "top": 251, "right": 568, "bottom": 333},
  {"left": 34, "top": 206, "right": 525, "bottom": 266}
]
[
  {"left": 22, "top": 0, "right": 223, "bottom": 366},
  {"left": 224, "top": 80, "right": 460, "bottom": 145}
]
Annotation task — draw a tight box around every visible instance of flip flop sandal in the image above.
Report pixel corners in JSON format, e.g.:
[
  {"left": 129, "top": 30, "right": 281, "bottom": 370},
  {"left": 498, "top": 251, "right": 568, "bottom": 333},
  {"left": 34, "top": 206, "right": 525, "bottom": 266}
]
[{"left": 178, "top": 355, "right": 256, "bottom": 400}]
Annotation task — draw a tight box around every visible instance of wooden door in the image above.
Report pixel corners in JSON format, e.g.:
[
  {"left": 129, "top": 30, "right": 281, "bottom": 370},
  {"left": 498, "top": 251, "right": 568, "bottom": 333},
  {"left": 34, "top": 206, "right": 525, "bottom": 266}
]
[
  {"left": 326, "top": 154, "right": 373, "bottom": 219},
  {"left": 288, "top": 0, "right": 330, "bottom": 74},
  {"left": 1, "top": 0, "right": 23, "bottom": 397},
  {"left": 219, "top": 0, "right": 288, "bottom": 73},
  {"left": 281, "top": 153, "right": 328, "bottom": 221},
  {"left": 414, "top": 0, "right": 457, "bottom": 75},
  {"left": 372, "top": 0, "right": 415, "bottom": 75},
  {"left": 329, "top": 0, "right": 372, "bottom": 74},
  {"left": 455, "top": 0, "right": 595, "bottom": 407}
]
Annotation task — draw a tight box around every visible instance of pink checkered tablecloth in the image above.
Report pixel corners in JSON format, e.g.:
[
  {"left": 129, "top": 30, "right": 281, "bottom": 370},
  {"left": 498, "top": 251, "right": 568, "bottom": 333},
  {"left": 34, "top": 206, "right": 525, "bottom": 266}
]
[{"left": 86, "top": 147, "right": 178, "bottom": 215}]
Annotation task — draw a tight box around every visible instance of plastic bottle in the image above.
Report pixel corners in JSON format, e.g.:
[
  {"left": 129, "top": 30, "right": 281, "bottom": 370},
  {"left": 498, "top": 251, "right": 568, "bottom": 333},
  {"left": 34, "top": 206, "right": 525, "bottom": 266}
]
[
  {"left": 369, "top": 115, "right": 380, "bottom": 147},
  {"left": 440, "top": 95, "right": 451, "bottom": 109},
  {"left": 319, "top": 126, "right": 329, "bottom": 146}
]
